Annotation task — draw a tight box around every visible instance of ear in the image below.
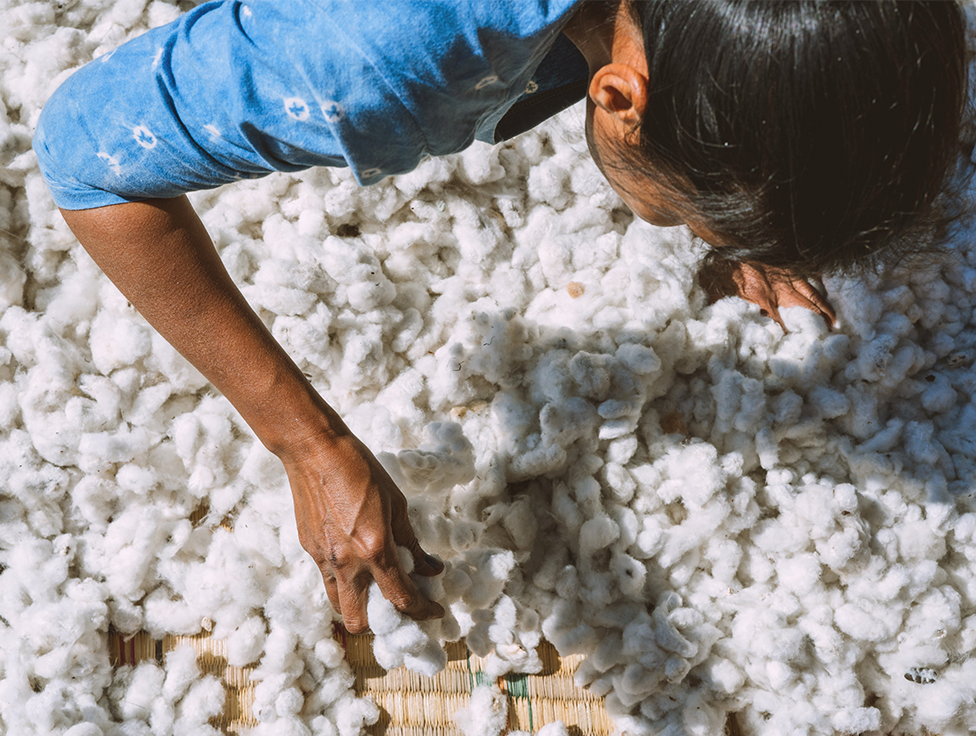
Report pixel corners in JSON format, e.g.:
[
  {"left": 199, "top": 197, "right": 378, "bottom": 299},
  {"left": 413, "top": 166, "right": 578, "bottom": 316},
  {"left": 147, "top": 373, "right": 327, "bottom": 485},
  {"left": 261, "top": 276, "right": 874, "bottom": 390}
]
[{"left": 588, "top": 63, "right": 647, "bottom": 125}]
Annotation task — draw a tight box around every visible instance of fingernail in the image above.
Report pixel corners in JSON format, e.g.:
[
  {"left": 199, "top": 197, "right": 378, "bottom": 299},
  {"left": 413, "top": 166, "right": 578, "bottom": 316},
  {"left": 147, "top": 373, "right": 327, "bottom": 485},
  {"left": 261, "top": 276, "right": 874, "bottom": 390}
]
[{"left": 424, "top": 553, "right": 444, "bottom": 572}]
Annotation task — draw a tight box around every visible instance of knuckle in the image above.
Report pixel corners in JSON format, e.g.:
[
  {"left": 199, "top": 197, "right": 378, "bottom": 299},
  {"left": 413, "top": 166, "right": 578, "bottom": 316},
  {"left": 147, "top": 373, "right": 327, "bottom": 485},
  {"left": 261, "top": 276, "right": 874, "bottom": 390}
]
[
  {"left": 344, "top": 619, "right": 369, "bottom": 635},
  {"left": 329, "top": 549, "right": 354, "bottom": 570},
  {"left": 360, "top": 537, "right": 390, "bottom": 565},
  {"left": 388, "top": 592, "right": 418, "bottom": 613}
]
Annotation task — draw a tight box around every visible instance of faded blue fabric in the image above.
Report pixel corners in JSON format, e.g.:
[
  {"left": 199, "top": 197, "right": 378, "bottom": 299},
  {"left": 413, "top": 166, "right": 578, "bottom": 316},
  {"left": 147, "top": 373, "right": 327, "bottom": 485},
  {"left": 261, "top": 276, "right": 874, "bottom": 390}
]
[{"left": 34, "top": 0, "right": 586, "bottom": 210}]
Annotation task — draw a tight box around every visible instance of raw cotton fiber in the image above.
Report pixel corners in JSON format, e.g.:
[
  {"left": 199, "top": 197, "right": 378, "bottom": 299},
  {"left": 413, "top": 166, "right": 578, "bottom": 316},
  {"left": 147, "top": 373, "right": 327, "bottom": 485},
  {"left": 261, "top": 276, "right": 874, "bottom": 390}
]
[{"left": 3, "top": 1, "right": 976, "bottom": 735}]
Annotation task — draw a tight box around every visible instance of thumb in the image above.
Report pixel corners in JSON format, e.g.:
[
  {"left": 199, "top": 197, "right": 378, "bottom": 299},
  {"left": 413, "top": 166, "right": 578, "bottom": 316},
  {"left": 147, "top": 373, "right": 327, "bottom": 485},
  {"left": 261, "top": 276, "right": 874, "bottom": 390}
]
[{"left": 392, "top": 511, "right": 444, "bottom": 577}]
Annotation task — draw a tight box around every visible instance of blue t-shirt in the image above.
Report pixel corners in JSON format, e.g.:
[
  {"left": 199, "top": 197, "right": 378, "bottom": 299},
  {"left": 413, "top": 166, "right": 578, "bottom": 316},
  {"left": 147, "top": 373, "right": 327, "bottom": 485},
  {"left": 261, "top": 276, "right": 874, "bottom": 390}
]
[{"left": 34, "top": 0, "right": 588, "bottom": 210}]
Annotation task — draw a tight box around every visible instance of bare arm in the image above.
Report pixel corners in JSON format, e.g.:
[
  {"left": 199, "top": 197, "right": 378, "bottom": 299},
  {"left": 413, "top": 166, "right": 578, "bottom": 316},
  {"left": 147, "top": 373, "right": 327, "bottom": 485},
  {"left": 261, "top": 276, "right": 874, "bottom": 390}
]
[{"left": 61, "top": 196, "right": 443, "bottom": 632}]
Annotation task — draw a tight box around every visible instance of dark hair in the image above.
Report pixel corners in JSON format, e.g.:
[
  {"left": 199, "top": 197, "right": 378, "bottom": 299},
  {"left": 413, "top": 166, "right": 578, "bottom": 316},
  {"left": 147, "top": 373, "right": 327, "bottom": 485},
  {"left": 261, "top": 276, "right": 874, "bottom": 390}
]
[{"left": 614, "top": 0, "right": 968, "bottom": 277}]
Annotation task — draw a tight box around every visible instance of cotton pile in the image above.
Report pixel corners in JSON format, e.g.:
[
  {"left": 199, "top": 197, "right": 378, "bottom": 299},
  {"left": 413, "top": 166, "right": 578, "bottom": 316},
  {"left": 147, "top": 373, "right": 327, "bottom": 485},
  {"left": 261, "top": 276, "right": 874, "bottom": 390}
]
[{"left": 3, "top": 1, "right": 976, "bottom": 735}]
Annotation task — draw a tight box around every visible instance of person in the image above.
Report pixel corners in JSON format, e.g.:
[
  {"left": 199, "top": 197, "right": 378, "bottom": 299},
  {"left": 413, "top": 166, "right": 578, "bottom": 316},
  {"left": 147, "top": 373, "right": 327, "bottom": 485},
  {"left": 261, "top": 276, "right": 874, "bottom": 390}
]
[{"left": 33, "top": 0, "right": 967, "bottom": 633}]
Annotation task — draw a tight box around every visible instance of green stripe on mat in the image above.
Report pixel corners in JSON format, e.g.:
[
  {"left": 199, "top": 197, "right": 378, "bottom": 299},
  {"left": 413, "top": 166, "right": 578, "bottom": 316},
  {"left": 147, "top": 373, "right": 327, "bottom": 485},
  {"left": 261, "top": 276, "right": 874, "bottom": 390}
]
[{"left": 506, "top": 673, "right": 532, "bottom": 731}]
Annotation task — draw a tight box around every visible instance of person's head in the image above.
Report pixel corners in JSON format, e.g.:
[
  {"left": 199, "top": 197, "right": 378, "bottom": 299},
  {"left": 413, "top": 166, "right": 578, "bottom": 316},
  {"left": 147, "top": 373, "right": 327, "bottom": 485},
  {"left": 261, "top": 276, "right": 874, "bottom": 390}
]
[{"left": 584, "top": 0, "right": 968, "bottom": 277}]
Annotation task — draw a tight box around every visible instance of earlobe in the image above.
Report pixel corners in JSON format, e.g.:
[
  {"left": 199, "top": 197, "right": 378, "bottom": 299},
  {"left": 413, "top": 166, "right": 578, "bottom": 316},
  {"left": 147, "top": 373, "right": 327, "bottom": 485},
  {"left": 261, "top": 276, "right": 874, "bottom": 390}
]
[{"left": 589, "top": 63, "right": 647, "bottom": 125}]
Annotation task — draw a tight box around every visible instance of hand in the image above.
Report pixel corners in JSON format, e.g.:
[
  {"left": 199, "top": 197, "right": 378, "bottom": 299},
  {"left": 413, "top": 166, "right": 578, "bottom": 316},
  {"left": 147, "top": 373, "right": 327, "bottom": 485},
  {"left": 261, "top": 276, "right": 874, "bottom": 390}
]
[
  {"left": 280, "top": 431, "right": 445, "bottom": 633},
  {"left": 699, "top": 259, "right": 836, "bottom": 332}
]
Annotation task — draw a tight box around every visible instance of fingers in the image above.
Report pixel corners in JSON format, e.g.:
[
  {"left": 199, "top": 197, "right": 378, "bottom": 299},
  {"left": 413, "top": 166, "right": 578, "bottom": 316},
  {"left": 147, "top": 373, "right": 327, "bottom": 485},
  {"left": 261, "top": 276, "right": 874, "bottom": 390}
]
[
  {"left": 320, "top": 566, "right": 342, "bottom": 615},
  {"left": 372, "top": 558, "right": 445, "bottom": 622},
  {"left": 386, "top": 505, "right": 446, "bottom": 618},
  {"left": 763, "top": 304, "right": 788, "bottom": 333},
  {"left": 319, "top": 545, "right": 444, "bottom": 633},
  {"left": 391, "top": 504, "right": 444, "bottom": 577},
  {"left": 700, "top": 259, "right": 837, "bottom": 331},
  {"left": 334, "top": 565, "right": 372, "bottom": 634},
  {"left": 790, "top": 278, "right": 837, "bottom": 326}
]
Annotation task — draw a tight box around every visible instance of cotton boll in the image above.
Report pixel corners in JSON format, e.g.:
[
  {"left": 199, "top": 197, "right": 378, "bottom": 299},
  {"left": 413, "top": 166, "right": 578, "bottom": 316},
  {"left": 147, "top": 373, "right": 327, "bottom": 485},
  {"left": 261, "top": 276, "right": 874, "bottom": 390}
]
[
  {"left": 830, "top": 707, "right": 882, "bottom": 734},
  {"left": 834, "top": 599, "right": 901, "bottom": 642},
  {"left": 617, "top": 662, "right": 664, "bottom": 702},
  {"left": 609, "top": 552, "right": 645, "bottom": 598},
  {"left": 652, "top": 597, "right": 697, "bottom": 659},
  {"left": 703, "top": 538, "right": 741, "bottom": 584},
  {"left": 539, "top": 397, "right": 598, "bottom": 449},
  {"left": 532, "top": 722, "right": 569, "bottom": 736},
  {"left": 525, "top": 349, "right": 576, "bottom": 406},
  {"left": 402, "top": 640, "right": 450, "bottom": 677},
  {"left": 395, "top": 421, "right": 475, "bottom": 495},
  {"left": 384, "top": 619, "right": 428, "bottom": 658},
  {"left": 156, "top": 646, "right": 202, "bottom": 705},
  {"left": 579, "top": 514, "right": 619, "bottom": 555},
  {"left": 602, "top": 462, "right": 636, "bottom": 504},
  {"left": 775, "top": 554, "right": 823, "bottom": 597},
  {"left": 815, "top": 520, "right": 869, "bottom": 572},
  {"left": 77, "top": 426, "right": 151, "bottom": 474},
  {"left": 657, "top": 442, "right": 726, "bottom": 508},
  {"left": 89, "top": 309, "right": 152, "bottom": 375},
  {"left": 63, "top": 725, "right": 105, "bottom": 736},
  {"left": 897, "top": 519, "right": 947, "bottom": 562},
  {"left": 367, "top": 580, "right": 448, "bottom": 675},
  {"left": 616, "top": 342, "right": 661, "bottom": 375},
  {"left": 226, "top": 616, "right": 268, "bottom": 667},
  {"left": 174, "top": 677, "right": 226, "bottom": 730},
  {"left": 252, "top": 673, "right": 292, "bottom": 723},
  {"left": 274, "top": 688, "right": 304, "bottom": 718},
  {"left": 346, "top": 278, "right": 396, "bottom": 313},
  {"left": 569, "top": 351, "right": 613, "bottom": 400},
  {"left": 0, "top": 249, "right": 26, "bottom": 313},
  {"left": 459, "top": 549, "right": 516, "bottom": 610},
  {"left": 681, "top": 692, "right": 724, "bottom": 736},
  {"left": 501, "top": 498, "right": 538, "bottom": 551},
  {"left": 920, "top": 372, "right": 957, "bottom": 413},
  {"left": 309, "top": 715, "right": 340, "bottom": 736},
  {"left": 234, "top": 507, "right": 284, "bottom": 568},
  {"left": 313, "top": 639, "right": 344, "bottom": 671},
  {"left": 605, "top": 443, "right": 639, "bottom": 478},
  {"left": 703, "top": 657, "right": 745, "bottom": 695},
  {"left": 121, "top": 662, "right": 165, "bottom": 720},
  {"left": 332, "top": 692, "right": 379, "bottom": 736},
  {"left": 452, "top": 685, "right": 508, "bottom": 736}
]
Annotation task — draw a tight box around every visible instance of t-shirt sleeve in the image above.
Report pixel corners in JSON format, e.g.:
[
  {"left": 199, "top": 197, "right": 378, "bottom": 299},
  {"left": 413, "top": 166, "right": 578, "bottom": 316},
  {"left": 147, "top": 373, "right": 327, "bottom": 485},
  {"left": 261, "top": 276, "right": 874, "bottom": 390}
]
[
  {"left": 33, "top": 0, "right": 581, "bottom": 211},
  {"left": 34, "top": 0, "right": 424, "bottom": 210}
]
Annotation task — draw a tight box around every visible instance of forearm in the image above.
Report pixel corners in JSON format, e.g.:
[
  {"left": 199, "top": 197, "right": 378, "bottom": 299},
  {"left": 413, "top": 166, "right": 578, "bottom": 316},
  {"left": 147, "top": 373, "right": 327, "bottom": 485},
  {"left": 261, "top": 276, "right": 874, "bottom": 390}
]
[{"left": 61, "top": 196, "right": 343, "bottom": 455}]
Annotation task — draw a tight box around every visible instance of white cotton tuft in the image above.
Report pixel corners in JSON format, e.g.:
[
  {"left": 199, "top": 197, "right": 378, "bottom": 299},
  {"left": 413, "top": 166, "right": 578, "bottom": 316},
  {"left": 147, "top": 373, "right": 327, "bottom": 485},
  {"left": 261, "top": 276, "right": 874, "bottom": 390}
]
[
  {"left": 226, "top": 616, "right": 268, "bottom": 667},
  {"left": 333, "top": 693, "right": 380, "bottom": 736},
  {"left": 452, "top": 686, "right": 508, "bottom": 736},
  {"left": 830, "top": 707, "right": 882, "bottom": 734},
  {"left": 162, "top": 645, "right": 201, "bottom": 703},
  {"left": 63, "top": 725, "right": 105, "bottom": 736},
  {"left": 314, "top": 639, "right": 345, "bottom": 669},
  {"left": 175, "top": 676, "right": 226, "bottom": 729},
  {"left": 121, "top": 662, "right": 165, "bottom": 720},
  {"left": 536, "top": 722, "right": 570, "bottom": 736},
  {"left": 579, "top": 514, "right": 619, "bottom": 554},
  {"left": 367, "top": 578, "right": 448, "bottom": 676}
]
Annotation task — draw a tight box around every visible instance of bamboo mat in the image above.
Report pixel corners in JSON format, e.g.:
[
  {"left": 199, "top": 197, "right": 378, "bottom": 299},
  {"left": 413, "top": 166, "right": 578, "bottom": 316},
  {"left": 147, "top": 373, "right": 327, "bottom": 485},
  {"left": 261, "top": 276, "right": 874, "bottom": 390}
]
[
  {"left": 108, "top": 626, "right": 635, "bottom": 735},
  {"left": 334, "top": 626, "right": 614, "bottom": 736},
  {"left": 107, "top": 503, "right": 736, "bottom": 734}
]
